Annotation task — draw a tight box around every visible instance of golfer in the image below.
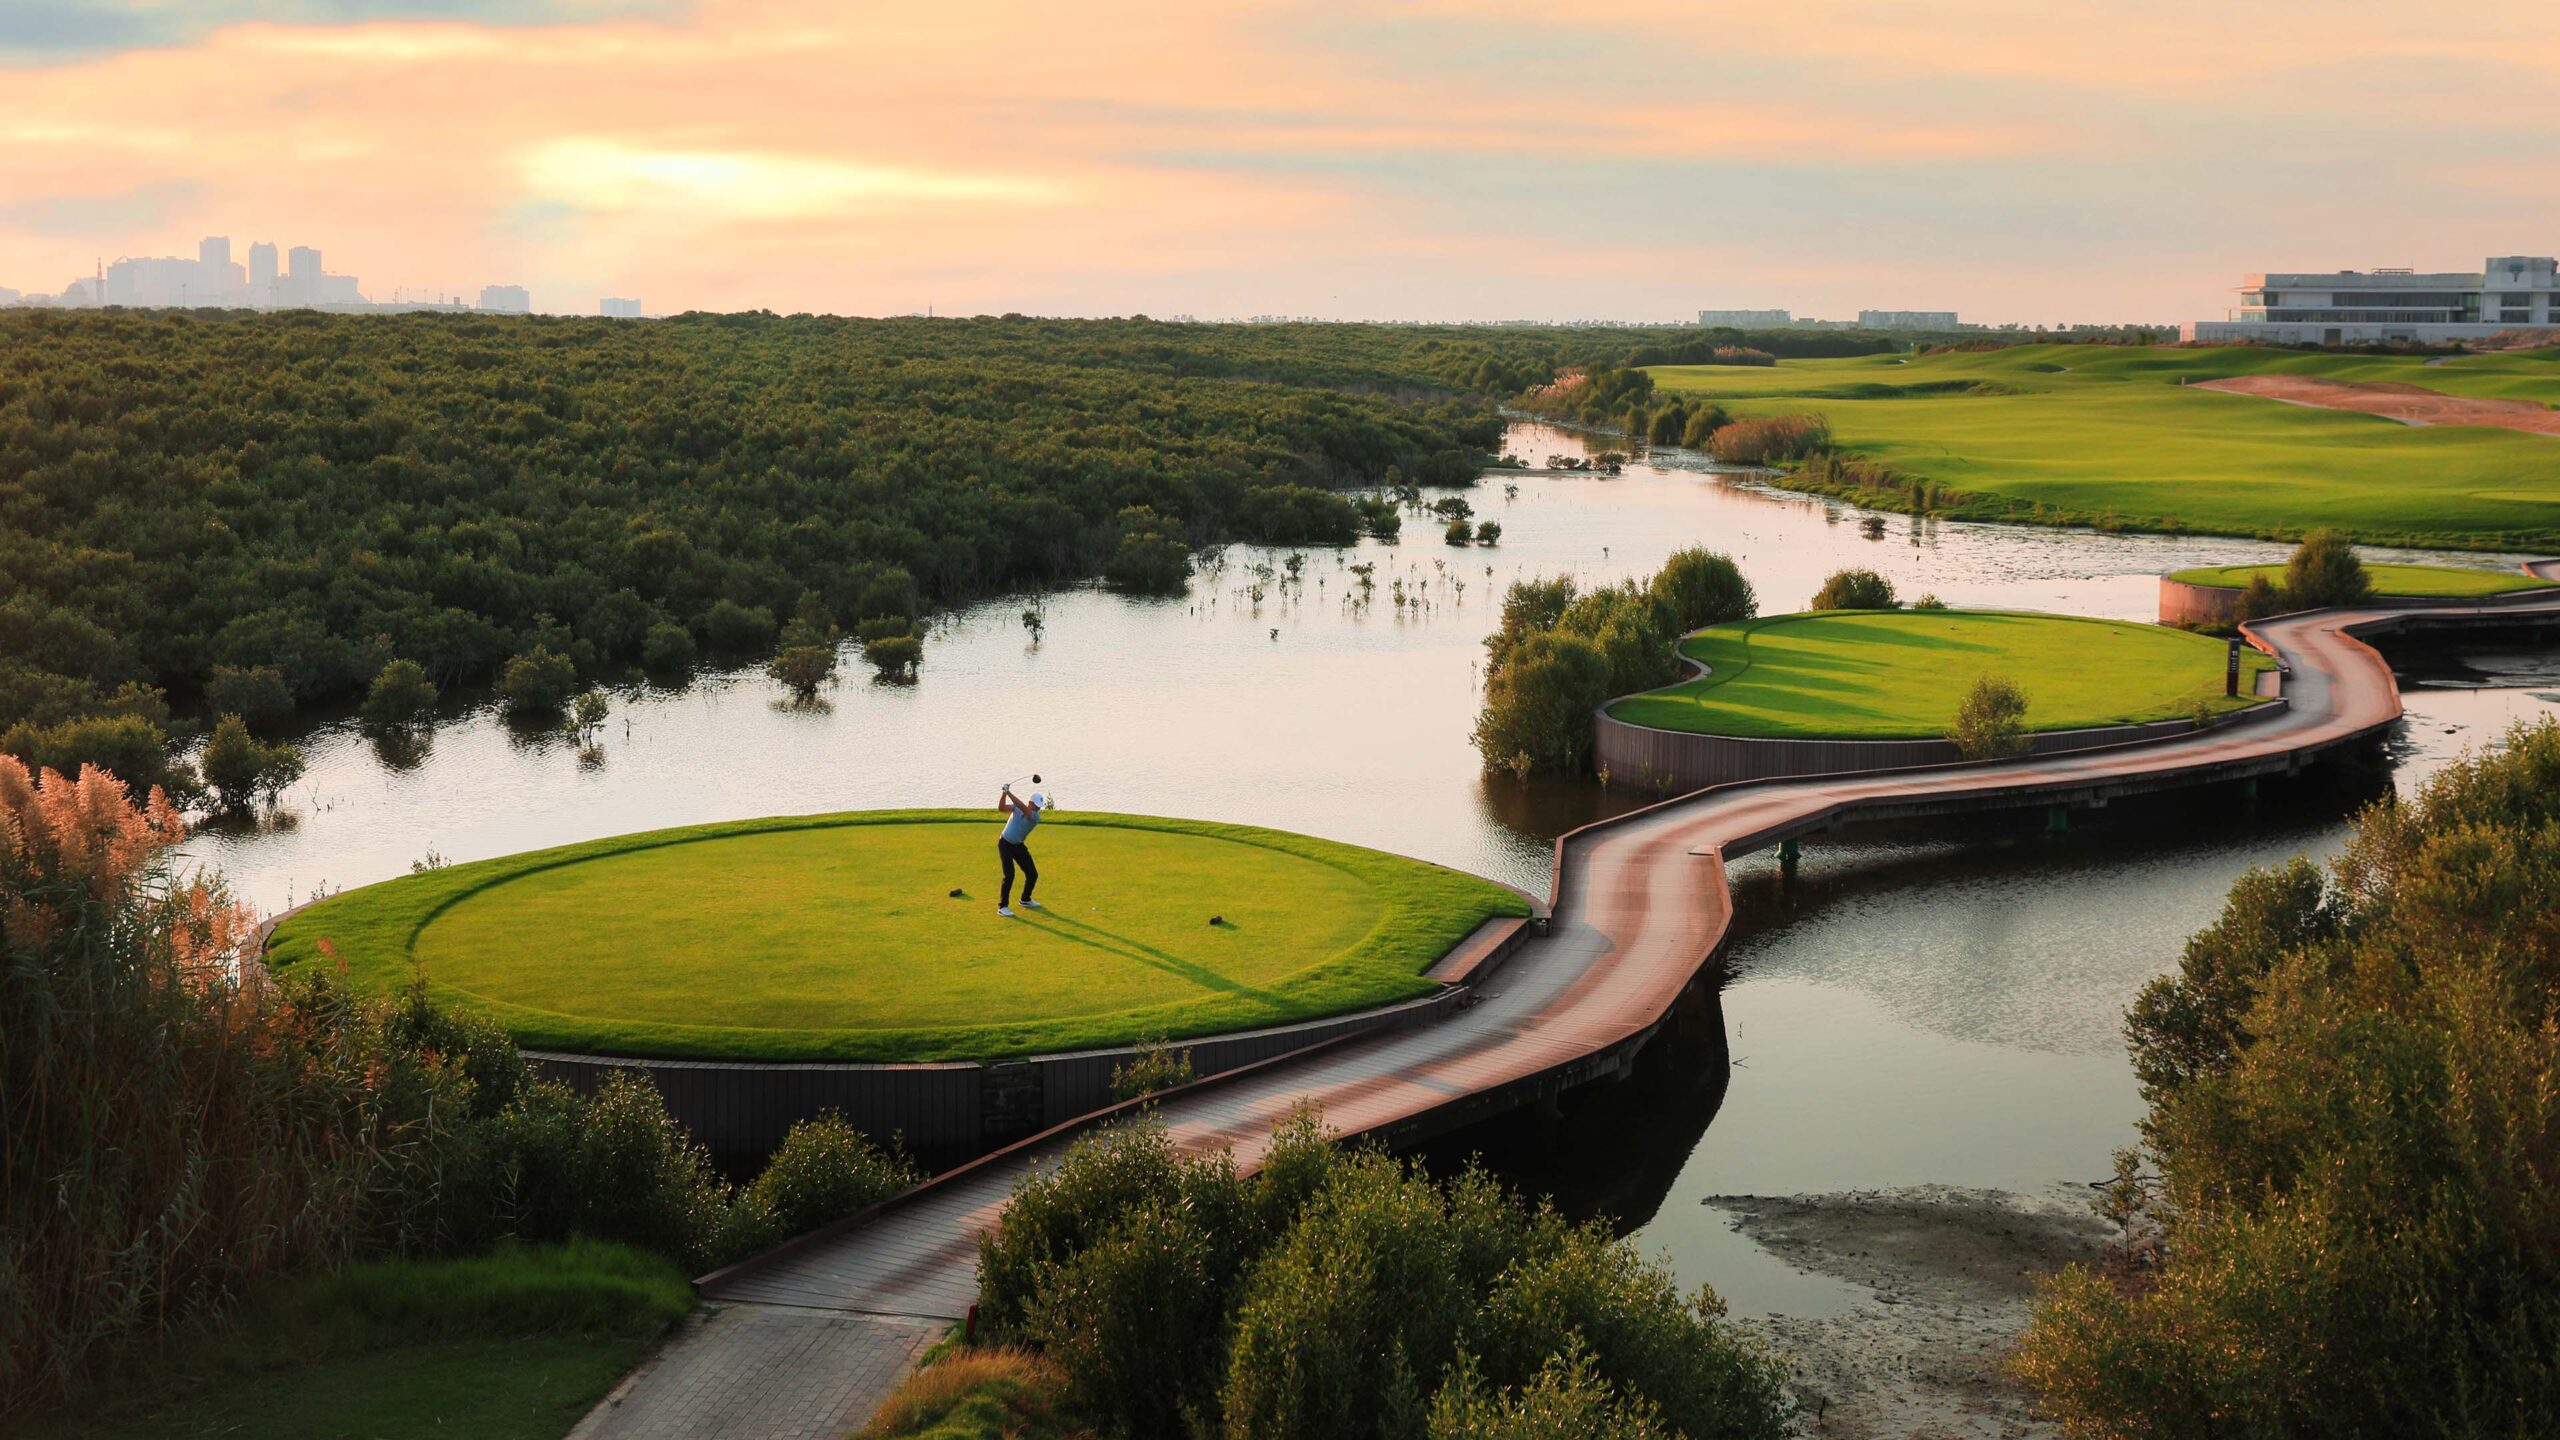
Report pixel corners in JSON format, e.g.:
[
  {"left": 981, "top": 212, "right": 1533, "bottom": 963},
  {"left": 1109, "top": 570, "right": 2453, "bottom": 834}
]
[{"left": 994, "top": 783, "right": 1053, "bottom": 917}]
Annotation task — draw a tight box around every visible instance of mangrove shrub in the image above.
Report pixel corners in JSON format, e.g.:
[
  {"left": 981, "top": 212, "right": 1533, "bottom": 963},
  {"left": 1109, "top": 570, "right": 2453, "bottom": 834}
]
[
  {"left": 2016, "top": 718, "right": 2560, "bottom": 1438},
  {"left": 1809, "top": 568, "right": 1898, "bottom": 610}
]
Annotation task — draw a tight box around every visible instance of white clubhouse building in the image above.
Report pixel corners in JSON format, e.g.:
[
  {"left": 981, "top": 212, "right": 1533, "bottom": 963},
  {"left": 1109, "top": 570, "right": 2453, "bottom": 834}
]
[{"left": 2186, "top": 256, "right": 2560, "bottom": 345}]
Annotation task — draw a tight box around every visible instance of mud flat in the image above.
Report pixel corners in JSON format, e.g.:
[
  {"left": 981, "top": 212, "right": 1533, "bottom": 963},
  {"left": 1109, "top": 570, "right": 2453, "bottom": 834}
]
[{"left": 1708, "top": 1185, "right": 2112, "bottom": 1439}]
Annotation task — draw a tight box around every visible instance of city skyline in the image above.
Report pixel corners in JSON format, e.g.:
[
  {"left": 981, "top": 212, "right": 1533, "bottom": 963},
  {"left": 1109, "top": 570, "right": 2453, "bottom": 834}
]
[
  {"left": 2, "top": 2, "right": 2556, "bottom": 324},
  {"left": 2, "top": 229, "right": 560, "bottom": 313}
]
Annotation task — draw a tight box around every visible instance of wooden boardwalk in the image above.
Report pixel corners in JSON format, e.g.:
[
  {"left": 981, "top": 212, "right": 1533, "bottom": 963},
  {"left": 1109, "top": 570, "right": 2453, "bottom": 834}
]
[{"left": 583, "top": 567, "right": 2560, "bottom": 1436}]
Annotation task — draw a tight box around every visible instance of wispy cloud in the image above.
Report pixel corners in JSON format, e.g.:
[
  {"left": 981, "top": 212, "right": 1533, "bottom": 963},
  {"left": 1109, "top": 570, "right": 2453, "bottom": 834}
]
[{"left": 0, "top": 0, "right": 684, "bottom": 63}]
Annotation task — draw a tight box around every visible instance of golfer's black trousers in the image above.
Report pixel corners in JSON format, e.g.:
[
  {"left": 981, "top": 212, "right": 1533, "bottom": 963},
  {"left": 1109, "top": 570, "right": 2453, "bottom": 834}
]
[{"left": 998, "top": 839, "right": 1038, "bottom": 906}]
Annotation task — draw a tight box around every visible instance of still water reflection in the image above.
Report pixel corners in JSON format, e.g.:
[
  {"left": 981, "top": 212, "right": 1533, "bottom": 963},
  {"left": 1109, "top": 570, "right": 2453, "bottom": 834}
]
[{"left": 187, "top": 423, "right": 2559, "bottom": 1315}]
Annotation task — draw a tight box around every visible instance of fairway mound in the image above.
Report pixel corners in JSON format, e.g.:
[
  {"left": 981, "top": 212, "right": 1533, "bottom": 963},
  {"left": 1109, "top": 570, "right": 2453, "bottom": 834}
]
[
  {"left": 1608, "top": 609, "right": 2273, "bottom": 740},
  {"left": 264, "top": 811, "right": 1527, "bottom": 1063},
  {"left": 2194, "top": 374, "right": 2560, "bottom": 437}
]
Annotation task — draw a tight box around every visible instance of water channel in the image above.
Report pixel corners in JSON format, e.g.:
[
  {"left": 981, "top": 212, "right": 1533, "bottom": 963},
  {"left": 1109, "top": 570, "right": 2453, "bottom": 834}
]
[{"left": 190, "top": 421, "right": 2560, "bottom": 1317}]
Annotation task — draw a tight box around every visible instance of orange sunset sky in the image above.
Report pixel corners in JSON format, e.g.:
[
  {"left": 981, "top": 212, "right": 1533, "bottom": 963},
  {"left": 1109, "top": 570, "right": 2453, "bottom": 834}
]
[{"left": 3, "top": 0, "right": 2555, "bottom": 323}]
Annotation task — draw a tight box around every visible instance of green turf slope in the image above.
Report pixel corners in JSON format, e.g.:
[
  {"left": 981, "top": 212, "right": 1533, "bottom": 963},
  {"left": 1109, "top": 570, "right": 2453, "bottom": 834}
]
[
  {"left": 2167, "top": 561, "right": 2552, "bottom": 598},
  {"left": 1647, "top": 345, "right": 2560, "bottom": 551},
  {"left": 1607, "top": 610, "right": 2275, "bottom": 739},
  {"left": 265, "top": 811, "right": 1528, "bottom": 1063}
]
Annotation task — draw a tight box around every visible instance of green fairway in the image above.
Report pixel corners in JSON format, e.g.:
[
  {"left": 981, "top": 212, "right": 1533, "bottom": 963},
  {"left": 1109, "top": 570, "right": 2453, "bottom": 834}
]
[
  {"left": 19, "top": 1242, "right": 689, "bottom": 1440},
  {"left": 2167, "top": 561, "right": 2553, "bottom": 598},
  {"left": 1608, "top": 610, "right": 2275, "bottom": 739},
  {"left": 266, "top": 811, "right": 1527, "bottom": 1063},
  {"left": 1647, "top": 344, "right": 2560, "bottom": 551}
]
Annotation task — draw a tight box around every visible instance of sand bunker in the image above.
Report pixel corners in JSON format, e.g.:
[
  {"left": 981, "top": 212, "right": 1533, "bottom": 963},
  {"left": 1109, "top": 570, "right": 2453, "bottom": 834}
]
[{"left": 2196, "top": 374, "right": 2560, "bottom": 436}]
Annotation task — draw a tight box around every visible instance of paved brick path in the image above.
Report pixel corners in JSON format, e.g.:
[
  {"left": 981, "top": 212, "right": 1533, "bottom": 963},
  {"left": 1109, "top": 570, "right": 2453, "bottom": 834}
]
[{"left": 567, "top": 1303, "right": 942, "bottom": 1440}]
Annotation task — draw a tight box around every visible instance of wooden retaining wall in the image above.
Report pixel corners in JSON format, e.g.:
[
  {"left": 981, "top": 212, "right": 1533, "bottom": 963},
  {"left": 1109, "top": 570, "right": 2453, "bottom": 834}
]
[
  {"left": 1592, "top": 706, "right": 2283, "bottom": 796},
  {"left": 2158, "top": 577, "right": 2245, "bottom": 627},
  {"left": 526, "top": 916, "right": 1534, "bottom": 1162}
]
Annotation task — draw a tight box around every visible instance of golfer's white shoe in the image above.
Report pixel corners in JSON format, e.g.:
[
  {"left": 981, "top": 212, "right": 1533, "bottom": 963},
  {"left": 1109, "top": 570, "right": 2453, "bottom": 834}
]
[
  {"left": 996, "top": 906, "right": 1016, "bottom": 918},
  {"left": 1023, "top": 898, "right": 1043, "bottom": 910}
]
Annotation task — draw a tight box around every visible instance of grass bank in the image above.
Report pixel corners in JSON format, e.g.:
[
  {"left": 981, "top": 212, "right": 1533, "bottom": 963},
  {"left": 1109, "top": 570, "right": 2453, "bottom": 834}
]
[
  {"left": 1647, "top": 344, "right": 2560, "bottom": 551},
  {"left": 267, "top": 810, "right": 1527, "bottom": 1064},
  {"left": 1608, "top": 610, "right": 2274, "bottom": 739},
  {"left": 2167, "top": 560, "right": 2553, "bottom": 598},
  {"left": 18, "top": 1241, "right": 689, "bottom": 1440}
]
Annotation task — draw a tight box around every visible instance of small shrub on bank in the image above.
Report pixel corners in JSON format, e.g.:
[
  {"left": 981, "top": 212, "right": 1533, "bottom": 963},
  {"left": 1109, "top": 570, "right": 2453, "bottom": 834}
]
[
  {"left": 1107, "top": 506, "right": 1193, "bottom": 594},
  {"left": 497, "top": 645, "right": 579, "bottom": 715},
  {"left": 1430, "top": 1344, "right": 1674, "bottom": 1440},
  {"left": 641, "top": 621, "right": 697, "bottom": 675},
  {"left": 1029, "top": 1199, "right": 1235, "bottom": 1435},
  {"left": 1678, "top": 403, "right": 1734, "bottom": 449},
  {"left": 1705, "top": 413, "right": 1830, "bottom": 465},
  {"left": 977, "top": 1120, "right": 1251, "bottom": 1337},
  {"left": 1810, "top": 567, "right": 1898, "bottom": 610},
  {"left": 718, "top": 1113, "right": 918, "bottom": 1259},
  {"left": 2282, "top": 528, "right": 2370, "bottom": 609},
  {"left": 360, "top": 658, "right": 438, "bottom": 731},
  {"left": 1221, "top": 1153, "right": 1476, "bottom": 1440},
  {"left": 1472, "top": 631, "right": 1612, "bottom": 776},
  {"left": 198, "top": 713, "right": 304, "bottom": 810},
  {"left": 1949, "top": 674, "right": 2031, "bottom": 760},
  {"left": 1109, "top": 1038, "right": 1197, "bottom": 1103},
  {"left": 567, "top": 1074, "right": 734, "bottom": 1269},
  {"left": 1357, "top": 496, "right": 1403, "bottom": 540},
  {"left": 863, "top": 629, "right": 924, "bottom": 681},
  {"left": 702, "top": 599, "right": 778, "bottom": 658},
  {"left": 1650, "top": 549, "right": 1756, "bottom": 631},
  {"left": 2234, "top": 573, "right": 2287, "bottom": 621}
]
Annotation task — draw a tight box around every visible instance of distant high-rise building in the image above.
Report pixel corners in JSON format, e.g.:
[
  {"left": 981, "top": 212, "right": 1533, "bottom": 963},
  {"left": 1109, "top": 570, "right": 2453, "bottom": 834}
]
[
  {"left": 600, "top": 297, "right": 643, "bottom": 319},
  {"left": 285, "top": 246, "right": 322, "bottom": 306},
  {"left": 104, "top": 256, "right": 194, "bottom": 307},
  {"left": 479, "top": 284, "right": 530, "bottom": 313},
  {"left": 196, "top": 236, "right": 245, "bottom": 305},
  {"left": 248, "top": 242, "right": 278, "bottom": 305},
  {"left": 1858, "top": 309, "right": 1961, "bottom": 330},
  {"left": 1697, "top": 308, "right": 1792, "bottom": 327}
]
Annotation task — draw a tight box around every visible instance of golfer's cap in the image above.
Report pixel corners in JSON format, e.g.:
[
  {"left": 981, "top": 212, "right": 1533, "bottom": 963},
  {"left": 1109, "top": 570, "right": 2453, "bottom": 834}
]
[{"left": 1031, "top": 792, "right": 1052, "bottom": 809}]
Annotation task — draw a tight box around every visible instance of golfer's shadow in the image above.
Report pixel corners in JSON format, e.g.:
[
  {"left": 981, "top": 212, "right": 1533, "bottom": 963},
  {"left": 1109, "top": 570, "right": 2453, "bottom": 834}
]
[{"left": 1033, "top": 912, "right": 1287, "bottom": 1007}]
